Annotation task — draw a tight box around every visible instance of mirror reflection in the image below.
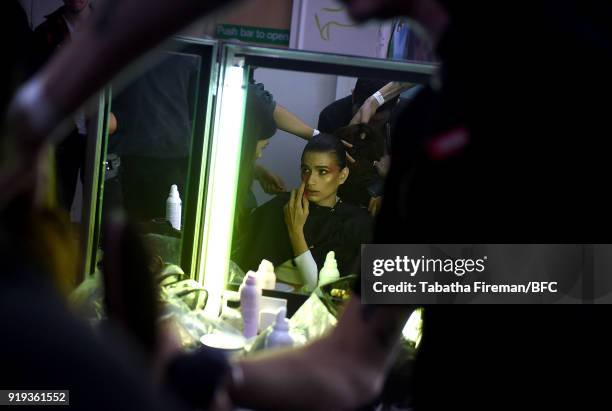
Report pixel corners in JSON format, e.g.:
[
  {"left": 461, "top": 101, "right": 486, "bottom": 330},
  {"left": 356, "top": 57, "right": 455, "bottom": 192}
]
[
  {"left": 230, "top": 68, "right": 425, "bottom": 295},
  {"left": 101, "top": 50, "right": 202, "bottom": 270}
]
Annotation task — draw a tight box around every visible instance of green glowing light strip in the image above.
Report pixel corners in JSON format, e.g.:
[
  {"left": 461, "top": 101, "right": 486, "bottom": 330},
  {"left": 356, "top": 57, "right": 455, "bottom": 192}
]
[{"left": 199, "top": 55, "right": 247, "bottom": 317}]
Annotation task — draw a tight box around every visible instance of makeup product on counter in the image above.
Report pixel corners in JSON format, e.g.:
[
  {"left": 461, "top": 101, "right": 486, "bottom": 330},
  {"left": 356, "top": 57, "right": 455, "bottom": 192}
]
[
  {"left": 258, "top": 295, "right": 288, "bottom": 332},
  {"left": 318, "top": 250, "right": 340, "bottom": 287},
  {"left": 240, "top": 272, "right": 261, "bottom": 338},
  {"left": 257, "top": 259, "right": 276, "bottom": 290},
  {"left": 166, "top": 184, "right": 182, "bottom": 230},
  {"left": 265, "top": 307, "right": 293, "bottom": 349}
]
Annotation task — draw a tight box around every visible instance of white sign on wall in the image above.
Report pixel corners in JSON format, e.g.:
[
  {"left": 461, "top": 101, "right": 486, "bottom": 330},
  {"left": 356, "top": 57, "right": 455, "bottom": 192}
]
[{"left": 290, "top": 0, "right": 390, "bottom": 59}]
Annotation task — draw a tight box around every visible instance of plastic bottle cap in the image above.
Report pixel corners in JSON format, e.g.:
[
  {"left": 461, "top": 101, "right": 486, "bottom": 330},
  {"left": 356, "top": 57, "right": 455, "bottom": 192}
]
[
  {"left": 245, "top": 272, "right": 257, "bottom": 286},
  {"left": 274, "top": 307, "right": 289, "bottom": 332},
  {"left": 258, "top": 259, "right": 274, "bottom": 273},
  {"left": 324, "top": 251, "right": 337, "bottom": 268}
]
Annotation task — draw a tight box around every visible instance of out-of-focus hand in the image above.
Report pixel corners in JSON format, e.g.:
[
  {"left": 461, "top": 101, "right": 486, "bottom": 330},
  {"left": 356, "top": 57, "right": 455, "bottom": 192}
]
[
  {"left": 152, "top": 316, "right": 183, "bottom": 382},
  {"left": 368, "top": 196, "right": 382, "bottom": 216},
  {"left": 209, "top": 388, "right": 232, "bottom": 411}
]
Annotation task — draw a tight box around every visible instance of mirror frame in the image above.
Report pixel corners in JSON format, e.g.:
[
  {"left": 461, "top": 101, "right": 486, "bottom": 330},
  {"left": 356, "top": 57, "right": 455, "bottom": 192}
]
[
  {"left": 82, "top": 37, "right": 219, "bottom": 280},
  {"left": 198, "top": 43, "right": 438, "bottom": 316}
]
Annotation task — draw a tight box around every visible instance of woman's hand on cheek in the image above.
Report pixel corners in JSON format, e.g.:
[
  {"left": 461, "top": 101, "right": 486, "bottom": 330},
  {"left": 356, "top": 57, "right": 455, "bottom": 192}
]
[{"left": 284, "top": 182, "right": 309, "bottom": 235}]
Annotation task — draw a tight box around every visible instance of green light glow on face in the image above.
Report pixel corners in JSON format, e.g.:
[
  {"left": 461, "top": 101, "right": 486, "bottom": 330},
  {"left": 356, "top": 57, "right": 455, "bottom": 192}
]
[
  {"left": 199, "top": 64, "right": 246, "bottom": 317},
  {"left": 402, "top": 307, "right": 424, "bottom": 348}
]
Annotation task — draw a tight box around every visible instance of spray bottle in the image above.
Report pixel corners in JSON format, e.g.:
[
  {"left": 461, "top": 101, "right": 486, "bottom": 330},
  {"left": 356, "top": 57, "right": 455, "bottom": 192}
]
[{"left": 166, "top": 184, "right": 182, "bottom": 231}]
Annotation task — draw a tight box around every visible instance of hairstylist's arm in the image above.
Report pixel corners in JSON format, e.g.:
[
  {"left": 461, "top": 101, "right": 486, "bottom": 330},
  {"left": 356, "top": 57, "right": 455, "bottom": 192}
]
[
  {"left": 273, "top": 105, "right": 356, "bottom": 163},
  {"left": 274, "top": 104, "right": 316, "bottom": 140},
  {"left": 350, "top": 81, "right": 413, "bottom": 125}
]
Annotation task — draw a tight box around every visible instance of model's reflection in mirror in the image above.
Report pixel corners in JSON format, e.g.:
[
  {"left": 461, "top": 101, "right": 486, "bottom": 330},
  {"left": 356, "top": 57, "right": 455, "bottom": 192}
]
[{"left": 229, "top": 69, "right": 425, "bottom": 295}]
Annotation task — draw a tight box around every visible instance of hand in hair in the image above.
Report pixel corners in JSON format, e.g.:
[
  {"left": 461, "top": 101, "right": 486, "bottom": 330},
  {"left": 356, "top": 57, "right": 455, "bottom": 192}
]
[
  {"left": 341, "top": 139, "right": 356, "bottom": 164},
  {"left": 349, "top": 96, "right": 379, "bottom": 126}
]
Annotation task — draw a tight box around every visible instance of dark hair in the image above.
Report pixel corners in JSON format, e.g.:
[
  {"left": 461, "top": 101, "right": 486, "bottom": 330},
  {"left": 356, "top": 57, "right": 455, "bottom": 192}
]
[
  {"left": 353, "top": 78, "right": 399, "bottom": 113},
  {"left": 333, "top": 124, "right": 385, "bottom": 208},
  {"left": 244, "top": 87, "right": 277, "bottom": 142},
  {"left": 302, "top": 133, "right": 347, "bottom": 169},
  {"left": 333, "top": 123, "right": 384, "bottom": 164},
  {"left": 235, "top": 87, "right": 277, "bottom": 229}
]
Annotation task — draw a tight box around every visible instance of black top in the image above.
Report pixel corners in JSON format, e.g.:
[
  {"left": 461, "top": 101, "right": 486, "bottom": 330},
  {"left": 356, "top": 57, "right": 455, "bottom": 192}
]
[
  {"left": 249, "top": 82, "right": 277, "bottom": 117},
  {"left": 317, "top": 95, "right": 353, "bottom": 134},
  {"left": 234, "top": 192, "right": 372, "bottom": 277},
  {"left": 110, "top": 51, "right": 199, "bottom": 158}
]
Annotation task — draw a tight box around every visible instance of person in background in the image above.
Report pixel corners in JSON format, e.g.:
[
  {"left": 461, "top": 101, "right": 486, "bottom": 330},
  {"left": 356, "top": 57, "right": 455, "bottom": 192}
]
[
  {"left": 319, "top": 78, "right": 402, "bottom": 215},
  {"left": 245, "top": 79, "right": 288, "bottom": 195},
  {"left": 34, "top": 0, "right": 117, "bottom": 212},
  {"left": 318, "top": 78, "right": 400, "bottom": 137},
  {"left": 33, "top": 0, "right": 92, "bottom": 212},
  {"left": 34, "top": 0, "right": 93, "bottom": 63},
  {"left": 234, "top": 86, "right": 279, "bottom": 234}
]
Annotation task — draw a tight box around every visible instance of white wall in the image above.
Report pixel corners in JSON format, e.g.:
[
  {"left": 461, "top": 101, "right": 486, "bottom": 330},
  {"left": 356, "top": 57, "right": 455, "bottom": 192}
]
[{"left": 290, "top": 0, "right": 388, "bottom": 58}]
